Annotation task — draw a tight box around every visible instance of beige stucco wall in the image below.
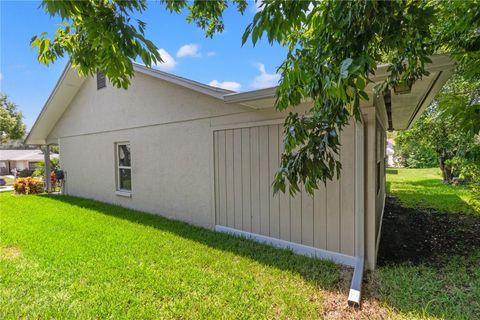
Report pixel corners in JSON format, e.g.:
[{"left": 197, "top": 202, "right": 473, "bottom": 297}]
[
  {"left": 47, "top": 70, "right": 384, "bottom": 268},
  {"left": 48, "top": 72, "right": 311, "bottom": 228}
]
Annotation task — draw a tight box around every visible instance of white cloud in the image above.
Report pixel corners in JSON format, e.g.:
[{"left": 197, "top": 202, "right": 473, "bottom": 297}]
[
  {"left": 250, "top": 63, "right": 280, "bottom": 89},
  {"left": 176, "top": 44, "right": 201, "bottom": 58},
  {"left": 153, "top": 49, "right": 177, "bottom": 71},
  {"left": 209, "top": 80, "right": 241, "bottom": 92},
  {"left": 207, "top": 51, "right": 216, "bottom": 57},
  {"left": 0, "top": 73, "right": 3, "bottom": 81},
  {"left": 305, "top": 3, "right": 315, "bottom": 16}
]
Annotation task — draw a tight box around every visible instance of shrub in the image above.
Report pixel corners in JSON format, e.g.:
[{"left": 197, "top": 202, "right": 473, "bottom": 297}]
[
  {"left": 33, "top": 158, "right": 60, "bottom": 177},
  {"left": 14, "top": 177, "right": 44, "bottom": 195},
  {"left": 18, "top": 169, "right": 33, "bottom": 177},
  {"left": 50, "top": 171, "right": 57, "bottom": 186}
]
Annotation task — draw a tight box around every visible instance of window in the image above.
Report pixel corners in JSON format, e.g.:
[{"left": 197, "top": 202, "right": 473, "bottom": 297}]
[
  {"left": 375, "top": 120, "right": 385, "bottom": 195},
  {"left": 28, "top": 162, "right": 37, "bottom": 171},
  {"left": 116, "top": 143, "right": 131, "bottom": 192},
  {"left": 97, "top": 71, "right": 106, "bottom": 89}
]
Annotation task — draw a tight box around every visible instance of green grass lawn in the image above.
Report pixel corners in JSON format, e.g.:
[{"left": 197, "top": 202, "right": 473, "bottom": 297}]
[
  {"left": 0, "top": 192, "right": 342, "bottom": 319},
  {"left": 1, "top": 167, "right": 479, "bottom": 319},
  {"left": 386, "top": 168, "right": 480, "bottom": 215},
  {"left": 379, "top": 167, "right": 480, "bottom": 319}
]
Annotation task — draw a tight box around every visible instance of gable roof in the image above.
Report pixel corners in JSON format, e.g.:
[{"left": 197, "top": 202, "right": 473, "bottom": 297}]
[
  {"left": 25, "top": 62, "right": 235, "bottom": 145},
  {"left": 26, "top": 55, "right": 454, "bottom": 145}
]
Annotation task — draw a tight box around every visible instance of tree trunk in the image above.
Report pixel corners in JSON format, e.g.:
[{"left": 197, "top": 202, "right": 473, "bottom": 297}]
[{"left": 439, "top": 155, "right": 452, "bottom": 184}]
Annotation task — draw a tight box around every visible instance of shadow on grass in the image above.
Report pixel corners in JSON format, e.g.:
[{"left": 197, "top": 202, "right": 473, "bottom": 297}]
[
  {"left": 39, "top": 194, "right": 343, "bottom": 292},
  {"left": 375, "top": 196, "right": 480, "bottom": 319},
  {"left": 378, "top": 196, "right": 480, "bottom": 266},
  {"left": 39, "top": 194, "right": 480, "bottom": 318}
]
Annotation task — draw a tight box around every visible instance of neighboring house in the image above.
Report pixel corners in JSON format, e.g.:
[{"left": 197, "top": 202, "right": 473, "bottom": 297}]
[
  {"left": 0, "top": 149, "right": 59, "bottom": 175},
  {"left": 26, "top": 55, "right": 454, "bottom": 304},
  {"left": 386, "top": 139, "right": 396, "bottom": 167}
]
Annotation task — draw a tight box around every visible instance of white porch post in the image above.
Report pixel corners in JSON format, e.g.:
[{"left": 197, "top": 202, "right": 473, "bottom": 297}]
[{"left": 44, "top": 145, "right": 51, "bottom": 193}]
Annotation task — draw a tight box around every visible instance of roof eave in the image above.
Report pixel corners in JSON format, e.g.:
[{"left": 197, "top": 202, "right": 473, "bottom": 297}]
[
  {"left": 132, "top": 63, "right": 235, "bottom": 99},
  {"left": 223, "top": 86, "right": 277, "bottom": 104},
  {"left": 25, "top": 61, "right": 75, "bottom": 145}
]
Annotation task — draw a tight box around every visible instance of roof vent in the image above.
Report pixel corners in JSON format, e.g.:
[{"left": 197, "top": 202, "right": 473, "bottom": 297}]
[{"left": 97, "top": 71, "right": 106, "bottom": 90}]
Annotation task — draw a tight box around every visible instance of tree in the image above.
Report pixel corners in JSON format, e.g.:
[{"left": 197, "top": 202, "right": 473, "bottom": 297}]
[
  {"left": 395, "top": 80, "right": 479, "bottom": 183},
  {"left": 436, "top": 73, "right": 480, "bottom": 137},
  {"left": 32, "top": 0, "right": 480, "bottom": 194},
  {"left": 0, "top": 94, "right": 26, "bottom": 142},
  {"left": 395, "top": 129, "right": 438, "bottom": 169}
]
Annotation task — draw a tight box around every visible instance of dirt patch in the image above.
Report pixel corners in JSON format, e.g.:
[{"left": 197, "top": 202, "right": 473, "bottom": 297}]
[
  {"left": 0, "top": 246, "right": 22, "bottom": 260},
  {"left": 322, "top": 267, "right": 393, "bottom": 319},
  {"left": 378, "top": 196, "right": 480, "bottom": 266},
  {"left": 323, "top": 196, "right": 480, "bottom": 318}
]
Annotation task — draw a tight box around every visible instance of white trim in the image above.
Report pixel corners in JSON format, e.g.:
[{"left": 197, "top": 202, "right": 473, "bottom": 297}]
[
  {"left": 222, "top": 55, "right": 454, "bottom": 105},
  {"left": 223, "top": 87, "right": 276, "bottom": 104},
  {"left": 115, "top": 190, "right": 132, "bottom": 198},
  {"left": 210, "top": 118, "right": 285, "bottom": 132},
  {"left": 406, "top": 69, "right": 454, "bottom": 129},
  {"left": 375, "top": 193, "right": 387, "bottom": 258},
  {"left": 355, "top": 120, "right": 365, "bottom": 258},
  {"left": 348, "top": 120, "right": 365, "bottom": 307},
  {"left": 25, "top": 61, "right": 73, "bottom": 145},
  {"left": 209, "top": 121, "right": 217, "bottom": 227},
  {"left": 133, "top": 64, "right": 233, "bottom": 99},
  {"left": 115, "top": 142, "right": 132, "bottom": 193},
  {"left": 215, "top": 225, "right": 356, "bottom": 267}
]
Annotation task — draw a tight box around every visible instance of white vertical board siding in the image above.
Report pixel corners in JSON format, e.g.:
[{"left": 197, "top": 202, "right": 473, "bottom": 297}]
[
  {"left": 225, "top": 130, "right": 235, "bottom": 228},
  {"left": 250, "top": 127, "right": 261, "bottom": 234},
  {"left": 214, "top": 122, "right": 357, "bottom": 255}
]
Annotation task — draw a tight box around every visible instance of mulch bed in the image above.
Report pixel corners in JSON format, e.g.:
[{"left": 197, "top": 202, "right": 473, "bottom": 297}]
[{"left": 377, "top": 196, "right": 480, "bottom": 266}]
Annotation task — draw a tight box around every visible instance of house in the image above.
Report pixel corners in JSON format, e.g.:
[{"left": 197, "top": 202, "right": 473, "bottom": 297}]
[
  {"left": 0, "top": 149, "right": 58, "bottom": 175},
  {"left": 25, "top": 55, "right": 454, "bottom": 305},
  {"left": 386, "top": 139, "right": 396, "bottom": 167}
]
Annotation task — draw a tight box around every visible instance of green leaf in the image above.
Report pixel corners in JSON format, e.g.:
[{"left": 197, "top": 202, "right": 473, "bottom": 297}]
[{"left": 340, "top": 58, "right": 353, "bottom": 79}]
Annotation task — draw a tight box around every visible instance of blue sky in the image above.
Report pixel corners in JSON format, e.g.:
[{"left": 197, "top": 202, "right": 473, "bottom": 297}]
[{"left": 0, "top": 1, "right": 286, "bottom": 130}]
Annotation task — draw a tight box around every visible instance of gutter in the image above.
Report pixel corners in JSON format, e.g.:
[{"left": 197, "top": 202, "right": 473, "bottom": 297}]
[{"left": 348, "top": 119, "right": 365, "bottom": 307}]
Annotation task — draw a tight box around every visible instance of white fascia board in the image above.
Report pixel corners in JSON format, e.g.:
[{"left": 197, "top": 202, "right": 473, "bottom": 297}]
[
  {"left": 370, "top": 54, "right": 455, "bottom": 83},
  {"left": 133, "top": 63, "right": 234, "bottom": 99},
  {"left": 406, "top": 68, "right": 454, "bottom": 129},
  {"left": 223, "top": 87, "right": 277, "bottom": 104},
  {"left": 222, "top": 54, "right": 454, "bottom": 106},
  {"left": 25, "top": 61, "right": 83, "bottom": 145}
]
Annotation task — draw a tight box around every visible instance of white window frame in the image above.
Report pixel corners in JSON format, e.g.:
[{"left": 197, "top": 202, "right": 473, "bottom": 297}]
[{"left": 115, "top": 142, "right": 132, "bottom": 196}]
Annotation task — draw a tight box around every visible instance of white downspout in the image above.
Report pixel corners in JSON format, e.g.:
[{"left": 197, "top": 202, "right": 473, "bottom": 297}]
[{"left": 348, "top": 120, "right": 365, "bottom": 307}]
